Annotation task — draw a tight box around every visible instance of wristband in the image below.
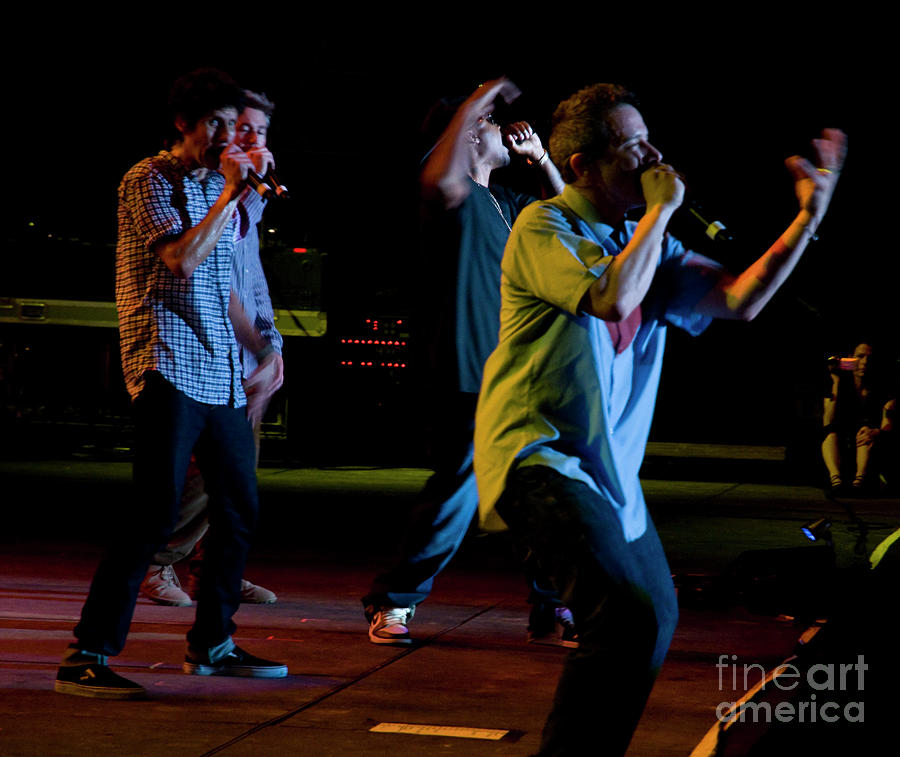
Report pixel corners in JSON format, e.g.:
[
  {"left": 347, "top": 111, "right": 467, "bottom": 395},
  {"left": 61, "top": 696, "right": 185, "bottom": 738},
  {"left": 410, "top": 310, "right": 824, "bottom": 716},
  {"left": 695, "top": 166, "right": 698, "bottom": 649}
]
[
  {"left": 528, "top": 150, "right": 549, "bottom": 167},
  {"left": 776, "top": 219, "right": 819, "bottom": 253},
  {"left": 800, "top": 222, "right": 820, "bottom": 243}
]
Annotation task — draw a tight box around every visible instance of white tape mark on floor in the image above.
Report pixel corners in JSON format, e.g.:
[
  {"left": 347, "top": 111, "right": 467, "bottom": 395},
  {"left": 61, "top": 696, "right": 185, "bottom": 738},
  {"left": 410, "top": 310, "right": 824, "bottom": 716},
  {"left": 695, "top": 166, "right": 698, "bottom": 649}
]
[{"left": 370, "top": 722, "right": 509, "bottom": 740}]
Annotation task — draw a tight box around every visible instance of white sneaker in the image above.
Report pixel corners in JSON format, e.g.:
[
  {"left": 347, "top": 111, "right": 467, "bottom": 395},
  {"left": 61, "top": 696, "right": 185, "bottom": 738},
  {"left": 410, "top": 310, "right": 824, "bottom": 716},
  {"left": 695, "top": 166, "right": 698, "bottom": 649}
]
[
  {"left": 140, "top": 565, "right": 192, "bottom": 606},
  {"left": 528, "top": 605, "right": 579, "bottom": 648},
  {"left": 240, "top": 579, "right": 277, "bottom": 604},
  {"left": 367, "top": 605, "right": 415, "bottom": 645}
]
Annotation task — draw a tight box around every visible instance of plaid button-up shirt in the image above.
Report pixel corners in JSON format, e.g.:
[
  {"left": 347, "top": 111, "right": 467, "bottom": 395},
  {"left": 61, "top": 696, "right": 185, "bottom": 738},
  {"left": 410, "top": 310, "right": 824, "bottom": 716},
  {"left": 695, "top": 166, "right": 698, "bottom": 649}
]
[
  {"left": 115, "top": 150, "right": 245, "bottom": 406},
  {"left": 233, "top": 191, "right": 283, "bottom": 379}
]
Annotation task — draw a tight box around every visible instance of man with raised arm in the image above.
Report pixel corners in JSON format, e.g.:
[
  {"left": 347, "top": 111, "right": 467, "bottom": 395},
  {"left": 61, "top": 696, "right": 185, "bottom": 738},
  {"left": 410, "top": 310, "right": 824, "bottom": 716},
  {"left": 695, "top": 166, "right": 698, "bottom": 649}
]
[
  {"left": 362, "top": 77, "right": 567, "bottom": 645},
  {"left": 139, "top": 89, "right": 284, "bottom": 608},
  {"left": 474, "top": 82, "right": 846, "bottom": 755}
]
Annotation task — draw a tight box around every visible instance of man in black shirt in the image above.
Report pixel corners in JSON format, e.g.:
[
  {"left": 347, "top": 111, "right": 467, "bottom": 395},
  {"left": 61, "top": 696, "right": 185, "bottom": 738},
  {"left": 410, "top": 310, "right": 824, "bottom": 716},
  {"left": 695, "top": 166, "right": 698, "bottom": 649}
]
[{"left": 361, "top": 78, "right": 566, "bottom": 645}]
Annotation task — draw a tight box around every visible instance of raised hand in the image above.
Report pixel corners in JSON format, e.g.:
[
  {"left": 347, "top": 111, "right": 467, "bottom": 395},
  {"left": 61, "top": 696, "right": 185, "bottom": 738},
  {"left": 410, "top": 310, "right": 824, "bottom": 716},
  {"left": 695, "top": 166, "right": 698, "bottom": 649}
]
[
  {"left": 640, "top": 163, "right": 685, "bottom": 211},
  {"left": 464, "top": 77, "right": 521, "bottom": 123},
  {"left": 502, "top": 121, "right": 545, "bottom": 162},
  {"left": 219, "top": 144, "right": 254, "bottom": 200},
  {"left": 246, "top": 146, "right": 275, "bottom": 176},
  {"left": 785, "top": 128, "right": 848, "bottom": 218}
]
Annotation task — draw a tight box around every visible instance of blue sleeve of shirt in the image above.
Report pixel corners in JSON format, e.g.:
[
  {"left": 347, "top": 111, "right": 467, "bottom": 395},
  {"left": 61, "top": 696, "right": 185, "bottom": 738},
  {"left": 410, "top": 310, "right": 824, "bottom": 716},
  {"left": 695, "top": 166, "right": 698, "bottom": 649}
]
[{"left": 646, "top": 232, "right": 724, "bottom": 336}]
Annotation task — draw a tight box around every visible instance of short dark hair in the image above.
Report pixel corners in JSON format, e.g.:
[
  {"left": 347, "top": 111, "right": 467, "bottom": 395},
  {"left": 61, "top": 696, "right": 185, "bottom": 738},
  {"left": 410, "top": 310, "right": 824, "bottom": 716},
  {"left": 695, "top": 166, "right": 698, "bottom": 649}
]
[
  {"left": 167, "top": 67, "right": 245, "bottom": 141},
  {"left": 549, "top": 83, "right": 639, "bottom": 183},
  {"left": 243, "top": 89, "right": 275, "bottom": 118}
]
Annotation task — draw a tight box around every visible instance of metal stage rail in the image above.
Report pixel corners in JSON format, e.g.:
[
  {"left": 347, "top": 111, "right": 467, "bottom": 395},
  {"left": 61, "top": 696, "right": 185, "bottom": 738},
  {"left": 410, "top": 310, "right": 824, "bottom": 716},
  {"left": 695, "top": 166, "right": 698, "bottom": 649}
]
[{"left": 0, "top": 297, "right": 327, "bottom": 337}]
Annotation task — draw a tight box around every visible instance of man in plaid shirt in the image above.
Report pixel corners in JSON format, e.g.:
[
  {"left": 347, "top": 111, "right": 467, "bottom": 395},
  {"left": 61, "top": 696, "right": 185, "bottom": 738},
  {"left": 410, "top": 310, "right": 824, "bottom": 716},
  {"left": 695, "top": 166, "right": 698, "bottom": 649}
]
[
  {"left": 139, "top": 90, "right": 285, "bottom": 608},
  {"left": 55, "top": 69, "right": 287, "bottom": 700}
]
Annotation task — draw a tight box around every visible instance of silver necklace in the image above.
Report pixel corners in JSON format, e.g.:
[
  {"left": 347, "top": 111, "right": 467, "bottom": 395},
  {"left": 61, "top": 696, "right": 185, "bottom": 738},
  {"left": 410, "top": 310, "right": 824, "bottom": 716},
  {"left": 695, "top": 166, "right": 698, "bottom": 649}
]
[{"left": 485, "top": 187, "right": 511, "bottom": 232}]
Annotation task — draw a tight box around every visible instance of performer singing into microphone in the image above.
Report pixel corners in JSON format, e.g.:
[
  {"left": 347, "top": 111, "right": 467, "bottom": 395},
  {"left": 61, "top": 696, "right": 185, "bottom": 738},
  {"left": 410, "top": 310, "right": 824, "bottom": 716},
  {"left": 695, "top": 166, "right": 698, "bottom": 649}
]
[
  {"left": 473, "top": 83, "right": 846, "bottom": 756},
  {"left": 55, "top": 69, "right": 287, "bottom": 700},
  {"left": 361, "top": 77, "right": 567, "bottom": 646},
  {"left": 140, "top": 90, "right": 284, "bottom": 608}
]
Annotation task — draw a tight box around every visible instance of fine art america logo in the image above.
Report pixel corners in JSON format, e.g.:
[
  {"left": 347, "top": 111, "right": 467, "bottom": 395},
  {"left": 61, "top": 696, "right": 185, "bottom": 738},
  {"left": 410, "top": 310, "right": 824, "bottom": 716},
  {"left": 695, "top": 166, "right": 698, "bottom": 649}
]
[{"left": 715, "top": 654, "right": 866, "bottom": 725}]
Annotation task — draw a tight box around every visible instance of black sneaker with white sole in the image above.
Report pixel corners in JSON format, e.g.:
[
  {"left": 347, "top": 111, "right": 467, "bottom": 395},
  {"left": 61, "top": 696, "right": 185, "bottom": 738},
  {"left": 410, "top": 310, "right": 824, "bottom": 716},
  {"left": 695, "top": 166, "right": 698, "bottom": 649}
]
[
  {"left": 183, "top": 645, "right": 287, "bottom": 678},
  {"left": 55, "top": 652, "right": 146, "bottom": 700}
]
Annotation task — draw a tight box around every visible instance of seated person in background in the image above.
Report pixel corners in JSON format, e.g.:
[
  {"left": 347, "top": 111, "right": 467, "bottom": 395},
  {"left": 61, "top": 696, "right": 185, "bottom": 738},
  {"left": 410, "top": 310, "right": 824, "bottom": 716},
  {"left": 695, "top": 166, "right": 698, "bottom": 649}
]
[{"left": 822, "top": 341, "right": 896, "bottom": 495}]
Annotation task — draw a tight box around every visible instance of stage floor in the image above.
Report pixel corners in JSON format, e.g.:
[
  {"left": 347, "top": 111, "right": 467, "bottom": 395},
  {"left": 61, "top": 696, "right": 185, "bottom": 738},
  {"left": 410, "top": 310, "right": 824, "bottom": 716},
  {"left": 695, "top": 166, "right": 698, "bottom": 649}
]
[{"left": 1, "top": 460, "right": 896, "bottom": 756}]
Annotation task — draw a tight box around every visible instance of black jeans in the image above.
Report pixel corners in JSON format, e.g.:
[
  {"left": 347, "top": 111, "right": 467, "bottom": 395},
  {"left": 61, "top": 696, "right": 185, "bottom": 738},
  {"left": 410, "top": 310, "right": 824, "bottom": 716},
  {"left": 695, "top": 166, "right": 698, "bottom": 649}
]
[
  {"left": 498, "top": 465, "right": 678, "bottom": 757},
  {"left": 73, "top": 372, "right": 259, "bottom": 658}
]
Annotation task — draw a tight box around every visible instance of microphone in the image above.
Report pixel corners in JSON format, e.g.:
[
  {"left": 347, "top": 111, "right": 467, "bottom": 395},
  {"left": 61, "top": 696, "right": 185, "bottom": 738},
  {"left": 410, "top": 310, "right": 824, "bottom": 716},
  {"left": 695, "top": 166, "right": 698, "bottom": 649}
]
[
  {"left": 264, "top": 168, "right": 290, "bottom": 199},
  {"left": 246, "top": 171, "right": 275, "bottom": 199},
  {"left": 685, "top": 200, "right": 734, "bottom": 243},
  {"left": 246, "top": 168, "right": 290, "bottom": 201},
  {"left": 641, "top": 163, "right": 733, "bottom": 244}
]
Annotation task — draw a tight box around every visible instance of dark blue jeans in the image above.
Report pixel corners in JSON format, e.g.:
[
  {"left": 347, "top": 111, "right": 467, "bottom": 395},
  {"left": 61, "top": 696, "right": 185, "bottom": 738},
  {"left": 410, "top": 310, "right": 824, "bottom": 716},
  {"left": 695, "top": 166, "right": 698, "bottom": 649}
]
[
  {"left": 73, "top": 372, "right": 259, "bottom": 658},
  {"left": 363, "top": 393, "right": 479, "bottom": 609},
  {"left": 497, "top": 465, "right": 678, "bottom": 757},
  {"left": 362, "top": 392, "right": 568, "bottom": 613}
]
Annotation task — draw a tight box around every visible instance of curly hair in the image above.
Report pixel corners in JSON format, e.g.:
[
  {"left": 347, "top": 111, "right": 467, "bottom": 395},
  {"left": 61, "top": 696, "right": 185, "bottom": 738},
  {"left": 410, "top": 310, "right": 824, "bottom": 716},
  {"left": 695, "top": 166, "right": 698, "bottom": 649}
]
[
  {"left": 549, "top": 83, "right": 639, "bottom": 183},
  {"left": 167, "top": 68, "right": 245, "bottom": 141}
]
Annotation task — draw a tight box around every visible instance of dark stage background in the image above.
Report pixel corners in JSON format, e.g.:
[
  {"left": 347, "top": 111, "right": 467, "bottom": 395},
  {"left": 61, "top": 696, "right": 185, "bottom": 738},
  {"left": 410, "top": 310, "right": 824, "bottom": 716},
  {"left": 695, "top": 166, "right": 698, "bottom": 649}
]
[{"left": 3, "top": 27, "right": 895, "bottom": 471}]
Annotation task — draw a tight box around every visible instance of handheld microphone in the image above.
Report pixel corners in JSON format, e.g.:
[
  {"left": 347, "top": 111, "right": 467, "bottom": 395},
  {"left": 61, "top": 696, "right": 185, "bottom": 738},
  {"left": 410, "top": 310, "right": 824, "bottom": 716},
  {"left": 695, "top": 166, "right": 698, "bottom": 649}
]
[
  {"left": 685, "top": 200, "right": 734, "bottom": 243},
  {"left": 246, "top": 169, "right": 290, "bottom": 201},
  {"left": 264, "top": 168, "right": 290, "bottom": 199},
  {"left": 641, "top": 163, "right": 734, "bottom": 244},
  {"left": 246, "top": 171, "right": 275, "bottom": 199}
]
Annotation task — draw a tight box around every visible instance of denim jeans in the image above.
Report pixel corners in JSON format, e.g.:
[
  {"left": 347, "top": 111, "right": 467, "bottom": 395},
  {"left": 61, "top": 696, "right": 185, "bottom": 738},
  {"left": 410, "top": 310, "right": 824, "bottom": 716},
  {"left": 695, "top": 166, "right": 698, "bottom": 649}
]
[
  {"left": 73, "top": 372, "right": 259, "bottom": 659},
  {"left": 497, "top": 465, "right": 679, "bottom": 757},
  {"left": 363, "top": 393, "right": 479, "bottom": 610},
  {"left": 152, "top": 399, "right": 266, "bottom": 568},
  {"left": 363, "top": 451, "right": 479, "bottom": 609}
]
